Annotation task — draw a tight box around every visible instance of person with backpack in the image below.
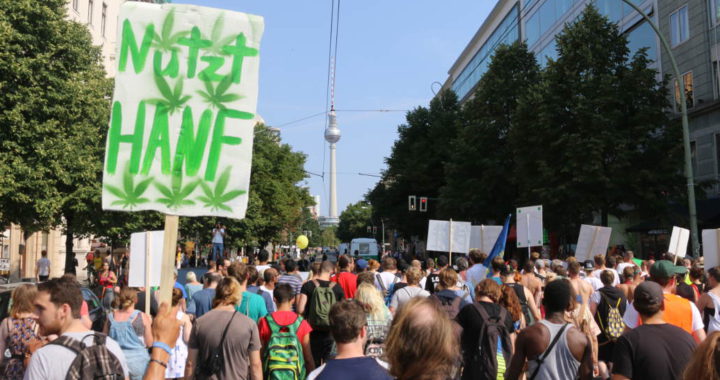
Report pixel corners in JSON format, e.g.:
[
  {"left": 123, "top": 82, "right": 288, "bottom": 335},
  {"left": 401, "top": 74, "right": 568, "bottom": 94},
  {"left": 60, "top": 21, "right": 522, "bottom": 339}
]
[
  {"left": 228, "top": 262, "right": 268, "bottom": 323},
  {"left": 306, "top": 300, "right": 393, "bottom": 380},
  {"left": 589, "top": 269, "right": 626, "bottom": 377},
  {"left": 502, "top": 267, "right": 542, "bottom": 326},
  {"left": 455, "top": 278, "right": 515, "bottom": 380},
  {"left": 505, "top": 279, "right": 594, "bottom": 380},
  {"left": 0, "top": 284, "right": 39, "bottom": 380},
  {"left": 331, "top": 255, "right": 358, "bottom": 299},
  {"left": 258, "top": 283, "right": 314, "bottom": 379},
  {"left": 185, "top": 277, "right": 262, "bottom": 380},
  {"left": 389, "top": 267, "right": 429, "bottom": 313},
  {"left": 24, "top": 277, "right": 129, "bottom": 380},
  {"left": 298, "top": 261, "right": 345, "bottom": 367},
  {"left": 354, "top": 282, "right": 392, "bottom": 358},
  {"left": 375, "top": 257, "right": 401, "bottom": 304},
  {"left": 104, "top": 287, "right": 153, "bottom": 380},
  {"left": 431, "top": 268, "right": 470, "bottom": 320}
]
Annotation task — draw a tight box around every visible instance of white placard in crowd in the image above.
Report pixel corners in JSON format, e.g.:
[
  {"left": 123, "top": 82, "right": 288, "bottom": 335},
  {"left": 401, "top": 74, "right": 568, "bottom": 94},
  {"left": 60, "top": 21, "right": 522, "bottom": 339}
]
[
  {"left": 575, "top": 224, "right": 612, "bottom": 263},
  {"left": 470, "top": 225, "right": 503, "bottom": 254},
  {"left": 516, "top": 205, "right": 543, "bottom": 248},
  {"left": 128, "top": 230, "right": 165, "bottom": 287},
  {"left": 703, "top": 229, "right": 720, "bottom": 272},
  {"left": 427, "top": 220, "right": 472, "bottom": 254},
  {"left": 668, "top": 226, "right": 690, "bottom": 259}
]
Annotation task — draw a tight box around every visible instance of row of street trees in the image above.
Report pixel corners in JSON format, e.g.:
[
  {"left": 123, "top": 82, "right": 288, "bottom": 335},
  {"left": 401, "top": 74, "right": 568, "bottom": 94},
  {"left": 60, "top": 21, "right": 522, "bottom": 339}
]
[
  {"left": 367, "top": 7, "right": 688, "bottom": 245},
  {"left": 0, "top": 0, "right": 318, "bottom": 273}
]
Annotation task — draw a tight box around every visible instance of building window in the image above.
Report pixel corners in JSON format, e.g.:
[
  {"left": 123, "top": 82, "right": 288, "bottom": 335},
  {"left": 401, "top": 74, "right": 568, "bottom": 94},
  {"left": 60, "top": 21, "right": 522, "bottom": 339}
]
[
  {"left": 675, "top": 71, "right": 694, "bottom": 110},
  {"left": 101, "top": 3, "right": 107, "bottom": 37},
  {"left": 88, "top": 0, "right": 94, "bottom": 25},
  {"left": 72, "top": 0, "right": 79, "bottom": 11},
  {"left": 670, "top": 6, "right": 689, "bottom": 46},
  {"left": 627, "top": 21, "right": 657, "bottom": 63}
]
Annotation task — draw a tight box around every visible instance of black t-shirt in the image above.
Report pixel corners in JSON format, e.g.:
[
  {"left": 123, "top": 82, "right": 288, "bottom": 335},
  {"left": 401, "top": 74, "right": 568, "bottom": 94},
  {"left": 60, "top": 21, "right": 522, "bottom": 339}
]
[
  {"left": 455, "top": 302, "right": 515, "bottom": 380},
  {"left": 300, "top": 279, "right": 345, "bottom": 319},
  {"left": 612, "top": 323, "right": 696, "bottom": 380},
  {"left": 425, "top": 273, "right": 440, "bottom": 293}
]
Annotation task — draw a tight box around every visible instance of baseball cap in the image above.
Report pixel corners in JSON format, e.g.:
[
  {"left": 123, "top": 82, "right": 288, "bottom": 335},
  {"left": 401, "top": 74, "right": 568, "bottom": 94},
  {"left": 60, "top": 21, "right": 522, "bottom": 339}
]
[
  {"left": 633, "top": 281, "right": 664, "bottom": 309},
  {"left": 356, "top": 259, "right": 368, "bottom": 270},
  {"left": 583, "top": 260, "right": 594, "bottom": 271},
  {"left": 650, "top": 260, "right": 687, "bottom": 279}
]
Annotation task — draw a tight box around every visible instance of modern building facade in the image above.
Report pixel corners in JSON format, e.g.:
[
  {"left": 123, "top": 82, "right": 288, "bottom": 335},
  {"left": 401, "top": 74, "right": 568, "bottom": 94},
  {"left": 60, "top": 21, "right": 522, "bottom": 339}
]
[{"left": 443, "top": 0, "right": 720, "bottom": 255}]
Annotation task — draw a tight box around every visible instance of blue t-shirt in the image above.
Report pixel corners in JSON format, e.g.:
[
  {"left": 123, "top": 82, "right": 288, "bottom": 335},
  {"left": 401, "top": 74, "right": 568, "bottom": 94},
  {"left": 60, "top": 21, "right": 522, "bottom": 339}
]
[
  {"left": 308, "top": 357, "right": 393, "bottom": 380},
  {"left": 235, "top": 291, "right": 268, "bottom": 323},
  {"left": 191, "top": 288, "right": 215, "bottom": 318},
  {"left": 247, "top": 285, "right": 275, "bottom": 313},
  {"left": 174, "top": 281, "right": 188, "bottom": 298}
]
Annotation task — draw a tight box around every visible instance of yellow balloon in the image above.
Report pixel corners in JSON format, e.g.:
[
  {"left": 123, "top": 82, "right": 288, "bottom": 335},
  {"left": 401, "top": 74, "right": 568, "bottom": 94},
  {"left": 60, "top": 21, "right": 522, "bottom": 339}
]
[{"left": 296, "top": 235, "right": 309, "bottom": 249}]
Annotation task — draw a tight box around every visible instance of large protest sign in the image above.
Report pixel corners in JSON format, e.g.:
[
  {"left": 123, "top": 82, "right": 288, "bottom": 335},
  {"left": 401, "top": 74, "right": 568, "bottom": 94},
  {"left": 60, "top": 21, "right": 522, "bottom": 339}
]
[
  {"left": 575, "top": 225, "right": 612, "bottom": 263},
  {"left": 703, "top": 229, "right": 720, "bottom": 272},
  {"left": 668, "top": 226, "right": 690, "bottom": 260},
  {"left": 517, "top": 205, "right": 543, "bottom": 248},
  {"left": 102, "top": 3, "right": 264, "bottom": 220},
  {"left": 427, "top": 220, "right": 472, "bottom": 259},
  {"left": 128, "top": 231, "right": 164, "bottom": 288},
  {"left": 470, "top": 225, "right": 503, "bottom": 254}
]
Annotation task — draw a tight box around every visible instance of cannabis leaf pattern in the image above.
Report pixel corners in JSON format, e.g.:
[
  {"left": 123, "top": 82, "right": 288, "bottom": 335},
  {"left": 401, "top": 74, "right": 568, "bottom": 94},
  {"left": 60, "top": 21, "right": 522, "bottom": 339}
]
[
  {"left": 152, "top": 10, "right": 189, "bottom": 52},
  {"left": 104, "top": 165, "right": 154, "bottom": 209},
  {"left": 147, "top": 75, "right": 190, "bottom": 114},
  {"left": 207, "top": 14, "right": 236, "bottom": 56},
  {"left": 155, "top": 172, "right": 201, "bottom": 209},
  {"left": 197, "top": 75, "right": 243, "bottom": 109},
  {"left": 197, "top": 166, "right": 246, "bottom": 212}
]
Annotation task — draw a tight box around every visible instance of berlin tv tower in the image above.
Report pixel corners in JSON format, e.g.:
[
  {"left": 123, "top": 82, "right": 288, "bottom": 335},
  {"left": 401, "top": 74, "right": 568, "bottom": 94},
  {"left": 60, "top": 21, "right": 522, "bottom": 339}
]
[{"left": 324, "top": 109, "right": 340, "bottom": 224}]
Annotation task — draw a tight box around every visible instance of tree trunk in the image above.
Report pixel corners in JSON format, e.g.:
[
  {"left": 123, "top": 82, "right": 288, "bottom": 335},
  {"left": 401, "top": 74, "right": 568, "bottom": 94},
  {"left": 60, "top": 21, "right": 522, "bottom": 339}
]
[{"left": 65, "top": 213, "right": 75, "bottom": 275}]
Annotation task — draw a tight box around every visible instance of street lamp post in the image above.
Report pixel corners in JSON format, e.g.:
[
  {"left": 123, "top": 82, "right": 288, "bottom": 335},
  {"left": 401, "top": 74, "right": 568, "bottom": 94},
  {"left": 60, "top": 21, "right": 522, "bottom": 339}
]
[{"left": 620, "top": 0, "right": 699, "bottom": 255}]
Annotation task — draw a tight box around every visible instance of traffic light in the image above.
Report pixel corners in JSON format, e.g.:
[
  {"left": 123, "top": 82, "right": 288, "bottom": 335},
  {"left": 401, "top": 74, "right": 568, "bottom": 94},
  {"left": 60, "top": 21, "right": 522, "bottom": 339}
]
[
  {"left": 408, "top": 195, "right": 417, "bottom": 211},
  {"left": 419, "top": 197, "right": 428, "bottom": 212},
  {"left": 372, "top": 226, "right": 377, "bottom": 234}
]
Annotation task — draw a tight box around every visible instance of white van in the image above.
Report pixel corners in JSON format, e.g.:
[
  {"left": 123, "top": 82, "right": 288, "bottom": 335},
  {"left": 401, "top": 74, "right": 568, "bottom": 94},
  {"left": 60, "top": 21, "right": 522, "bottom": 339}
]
[{"left": 350, "top": 238, "right": 379, "bottom": 260}]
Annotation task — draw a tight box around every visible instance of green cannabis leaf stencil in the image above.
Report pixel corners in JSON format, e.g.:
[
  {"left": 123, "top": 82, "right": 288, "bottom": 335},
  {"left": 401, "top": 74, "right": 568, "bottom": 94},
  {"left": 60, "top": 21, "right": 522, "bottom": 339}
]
[
  {"left": 197, "top": 75, "right": 243, "bottom": 109},
  {"left": 207, "top": 14, "right": 236, "bottom": 56},
  {"left": 152, "top": 10, "right": 189, "bottom": 52},
  {"left": 155, "top": 172, "right": 200, "bottom": 209},
  {"left": 198, "top": 166, "right": 246, "bottom": 212},
  {"left": 147, "top": 75, "right": 190, "bottom": 114},
  {"left": 104, "top": 165, "right": 153, "bottom": 209}
]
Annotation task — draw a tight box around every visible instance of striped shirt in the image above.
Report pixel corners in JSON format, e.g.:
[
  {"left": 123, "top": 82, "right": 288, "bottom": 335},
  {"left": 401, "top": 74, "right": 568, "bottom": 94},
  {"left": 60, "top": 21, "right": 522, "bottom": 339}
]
[{"left": 278, "top": 273, "right": 303, "bottom": 295}]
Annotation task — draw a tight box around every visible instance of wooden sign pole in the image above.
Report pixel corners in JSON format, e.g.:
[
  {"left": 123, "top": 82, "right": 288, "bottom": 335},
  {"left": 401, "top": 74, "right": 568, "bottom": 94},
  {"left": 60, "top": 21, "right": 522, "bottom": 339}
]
[
  {"left": 526, "top": 214, "right": 531, "bottom": 259},
  {"left": 480, "top": 225, "right": 485, "bottom": 254},
  {"left": 158, "top": 215, "right": 179, "bottom": 304},
  {"left": 449, "top": 219, "right": 453, "bottom": 265},
  {"left": 145, "top": 231, "right": 151, "bottom": 314},
  {"left": 589, "top": 226, "right": 599, "bottom": 260}
]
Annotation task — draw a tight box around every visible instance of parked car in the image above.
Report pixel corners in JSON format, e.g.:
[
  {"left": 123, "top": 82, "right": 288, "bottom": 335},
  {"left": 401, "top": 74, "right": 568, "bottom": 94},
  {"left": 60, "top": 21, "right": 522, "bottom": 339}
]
[{"left": 0, "top": 281, "right": 106, "bottom": 331}]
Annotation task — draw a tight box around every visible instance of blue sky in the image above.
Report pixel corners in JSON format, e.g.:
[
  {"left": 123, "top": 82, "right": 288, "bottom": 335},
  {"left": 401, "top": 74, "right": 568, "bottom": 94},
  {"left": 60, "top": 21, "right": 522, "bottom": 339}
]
[{"left": 172, "top": 0, "right": 493, "bottom": 216}]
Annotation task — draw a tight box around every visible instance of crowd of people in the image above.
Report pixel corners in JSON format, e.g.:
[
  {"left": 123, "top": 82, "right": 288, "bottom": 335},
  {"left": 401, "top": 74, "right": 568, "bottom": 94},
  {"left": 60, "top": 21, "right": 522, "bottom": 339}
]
[{"left": 4, "top": 247, "right": 720, "bottom": 379}]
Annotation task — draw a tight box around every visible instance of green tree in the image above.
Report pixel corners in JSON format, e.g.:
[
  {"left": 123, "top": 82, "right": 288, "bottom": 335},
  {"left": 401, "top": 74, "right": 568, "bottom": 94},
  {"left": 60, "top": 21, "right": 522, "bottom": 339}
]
[
  {"left": 441, "top": 42, "right": 539, "bottom": 223},
  {"left": 336, "top": 202, "right": 373, "bottom": 242},
  {"left": 512, "top": 6, "right": 684, "bottom": 235},
  {"left": 297, "top": 208, "right": 322, "bottom": 247},
  {"left": 318, "top": 226, "right": 339, "bottom": 248},
  {"left": 0, "top": 0, "right": 114, "bottom": 272},
  {"left": 367, "top": 91, "right": 461, "bottom": 239}
]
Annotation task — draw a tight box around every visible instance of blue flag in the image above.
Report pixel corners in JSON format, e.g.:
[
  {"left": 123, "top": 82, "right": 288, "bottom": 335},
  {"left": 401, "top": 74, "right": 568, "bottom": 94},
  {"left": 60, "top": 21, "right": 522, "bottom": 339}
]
[{"left": 484, "top": 214, "right": 511, "bottom": 267}]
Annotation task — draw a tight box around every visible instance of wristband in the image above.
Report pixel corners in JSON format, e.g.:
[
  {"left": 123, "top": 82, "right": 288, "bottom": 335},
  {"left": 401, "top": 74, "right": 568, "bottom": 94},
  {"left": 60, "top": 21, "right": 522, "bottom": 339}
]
[
  {"left": 151, "top": 341, "right": 172, "bottom": 355},
  {"left": 150, "top": 359, "right": 167, "bottom": 368}
]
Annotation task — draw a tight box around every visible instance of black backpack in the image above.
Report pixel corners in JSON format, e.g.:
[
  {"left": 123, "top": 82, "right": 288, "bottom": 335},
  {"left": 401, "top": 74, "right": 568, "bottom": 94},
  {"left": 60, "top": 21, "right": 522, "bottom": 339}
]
[
  {"left": 508, "top": 283, "right": 534, "bottom": 326},
  {"left": 471, "top": 304, "right": 512, "bottom": 380},
  {"left": 49, "top": 333, "right": 124, "bottom": 380},
  {"left": 430, "top": 293, "right": 463, "bottom": 320}
]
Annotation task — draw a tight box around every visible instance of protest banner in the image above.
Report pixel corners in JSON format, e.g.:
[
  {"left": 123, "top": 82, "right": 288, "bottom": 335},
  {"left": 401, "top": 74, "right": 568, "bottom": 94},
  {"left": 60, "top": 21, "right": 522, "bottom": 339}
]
[
  {"left": 470, "top": 225, "right": 503, "bottom": 254},
  {"left": 575, "top": 225, "right": 612, "bottom": 263},
  {"left": 668, "top": 226, "right": 690, "bottom": 262},
  {"left": 703, "top": 229, "right": 720, "bottom": 272},
  {"left": 427, "top": 219, "right": 472, "bottom": 263},
  {"left": 517, "top": 205, "right": 543, "bottom": 257},
  {"left": 102, "top": 2, "right": 264, "bottom": 303},
  {"left": 129, "top": 231, "right": 165, "bottom": 313}
]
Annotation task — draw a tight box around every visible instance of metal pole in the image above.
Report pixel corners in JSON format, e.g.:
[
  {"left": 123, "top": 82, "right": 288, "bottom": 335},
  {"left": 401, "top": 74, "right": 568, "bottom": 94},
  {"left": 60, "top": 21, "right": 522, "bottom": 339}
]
[
  {"left": 381, "top": 219, "right": 385, "bottom": 256},
  {"left": 619, "top": 0, "right": 699, "bottom": 255}
]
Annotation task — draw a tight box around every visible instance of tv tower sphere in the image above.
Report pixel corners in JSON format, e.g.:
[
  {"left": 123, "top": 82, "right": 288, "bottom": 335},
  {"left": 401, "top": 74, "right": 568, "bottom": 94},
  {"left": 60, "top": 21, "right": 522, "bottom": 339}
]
[{"left": 324, "top": 111, "right": 341, "bottom": 144}]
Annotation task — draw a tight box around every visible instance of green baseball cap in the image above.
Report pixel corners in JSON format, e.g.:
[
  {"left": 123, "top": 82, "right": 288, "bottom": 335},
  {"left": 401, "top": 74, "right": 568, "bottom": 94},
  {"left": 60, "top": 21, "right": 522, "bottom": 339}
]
[{"left": 650, "top": 260, "right": 687, "bottom": 279}]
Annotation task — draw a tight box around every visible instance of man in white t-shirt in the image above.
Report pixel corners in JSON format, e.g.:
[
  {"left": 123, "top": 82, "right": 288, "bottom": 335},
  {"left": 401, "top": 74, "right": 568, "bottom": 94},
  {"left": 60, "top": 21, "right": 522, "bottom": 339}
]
[
  {"left": 211, "top": 224, "right": 225, "bottom": 263},
  {"left": 255, "top": 249, "right": 272, "bottom": 276},
  {"left": 616, "top": 251, "right": 638, "bottom": 277},
  {"left": 590, "top": 254, "right": 619, "bottom": 286},
  {"left": 24, "top": 277, "right": 129, "bottom": 380},
  {"left": 36, "top": 250, "right": 51, "bottom": 282},
  {"left": 375, "top": 257, "right": 401, "bottom": 292}
]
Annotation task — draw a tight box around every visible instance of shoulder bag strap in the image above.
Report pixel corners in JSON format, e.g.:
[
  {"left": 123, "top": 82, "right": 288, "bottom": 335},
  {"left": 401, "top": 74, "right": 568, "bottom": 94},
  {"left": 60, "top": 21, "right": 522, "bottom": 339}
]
[
  {"left": 529, "top": 323, "right": 570, "bottom": 380},
  {"left": 218, "top": 311, "right": 237, "bottom": 347},
  {"left": 473, "top": 302, "right": 491, "bottom": 321},
  {"left": 376, "top": 274, "right": 386, "bottom": 292}
]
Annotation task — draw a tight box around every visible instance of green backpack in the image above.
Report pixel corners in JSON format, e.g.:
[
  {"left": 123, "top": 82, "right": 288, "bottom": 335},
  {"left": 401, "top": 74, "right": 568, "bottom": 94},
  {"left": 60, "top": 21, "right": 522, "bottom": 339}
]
[
  {"left": 306, "top": 280, "right": 337, "bottom": 329},
  {"left": 263, "top": 314, "right": 306, "bottom": 380}
]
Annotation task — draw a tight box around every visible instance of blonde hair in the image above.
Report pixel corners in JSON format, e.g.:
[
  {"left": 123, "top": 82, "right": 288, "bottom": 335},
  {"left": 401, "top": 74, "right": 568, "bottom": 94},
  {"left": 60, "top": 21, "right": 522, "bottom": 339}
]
[
  {"left": 405, "top": 267, "right": 422, "bottom": 285},
  {"left": 385, "top": 297, "right": 459, "bottom": 380},
  {"left": 10, "top": 284, "right": 37, "bottom": 318},
  {"left": 213, "top": 277, "right": 241, "bottom": 308},
  {"left": 355, "top": 283, "right": 389, "bottom": 320},
  {"left": 114, "top": 287, "right": 137, "bottom": 310}
]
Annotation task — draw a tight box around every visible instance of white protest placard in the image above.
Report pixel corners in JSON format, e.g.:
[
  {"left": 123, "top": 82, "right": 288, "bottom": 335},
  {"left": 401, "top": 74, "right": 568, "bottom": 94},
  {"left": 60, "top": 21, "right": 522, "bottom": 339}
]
[
  {"left": 102, "top": 3, "right": 265, "bottom": 220},
  {"left": 668, "top": 226, "right": 690, "bottom": 259},
  {"left": 470, "top": 225, "right": 503, "bottom": 254},
  {"left": 575, "top": 225, "right": 612, "bottom": 263},
  {"left": 129, "top": 231, "right": 165, "bottom": 287},
  {"left": 516, "top": 205, "right": 543, "bottom": 248},
  {"left": 703, "top": 229, "right": 720, "bottom": 272},
  {"left": 427, "top": 220, "right": 472, "bottom": 254}
]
